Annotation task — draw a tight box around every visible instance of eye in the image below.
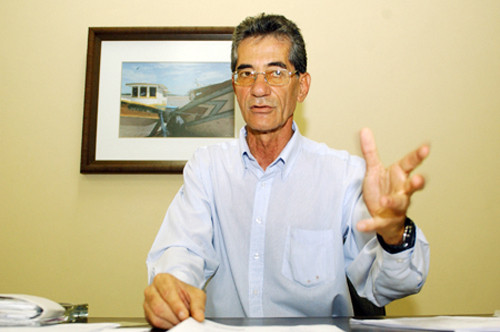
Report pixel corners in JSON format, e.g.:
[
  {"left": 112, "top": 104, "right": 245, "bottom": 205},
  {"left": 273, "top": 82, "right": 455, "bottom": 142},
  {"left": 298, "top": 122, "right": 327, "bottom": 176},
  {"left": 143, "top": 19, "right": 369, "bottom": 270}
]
[
  {"left": 238, "top": 70, "right": 253, "bottom": 78},
  {"left": 269, "top": 69, "right": 283, "bottom": 78}
]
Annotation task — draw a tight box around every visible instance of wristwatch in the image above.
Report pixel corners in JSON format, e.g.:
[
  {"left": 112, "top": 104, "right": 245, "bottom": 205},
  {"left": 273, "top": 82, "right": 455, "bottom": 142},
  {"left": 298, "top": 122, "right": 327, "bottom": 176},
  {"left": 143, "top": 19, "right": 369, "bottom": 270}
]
[{"left": 377, "top": 217, "right": 416, "bottom": 254}]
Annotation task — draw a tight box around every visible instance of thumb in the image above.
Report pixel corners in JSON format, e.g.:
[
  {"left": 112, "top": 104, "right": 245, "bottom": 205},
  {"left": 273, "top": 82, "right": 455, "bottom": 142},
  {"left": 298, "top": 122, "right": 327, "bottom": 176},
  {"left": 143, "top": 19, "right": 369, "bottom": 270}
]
[
  {"left": 356, "top": 218, "right": 375, "bottom": 232},
  {"left": 187, "top": 286, "right": 206, "bottom": 322}
]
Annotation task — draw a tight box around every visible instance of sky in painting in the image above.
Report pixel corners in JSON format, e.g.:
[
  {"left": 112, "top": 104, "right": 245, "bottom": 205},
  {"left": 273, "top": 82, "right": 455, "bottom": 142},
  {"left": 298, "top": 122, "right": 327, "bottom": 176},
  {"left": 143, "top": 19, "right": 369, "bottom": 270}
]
[{"left": 121, "top": 62, "right": 231, "bottom": 96}]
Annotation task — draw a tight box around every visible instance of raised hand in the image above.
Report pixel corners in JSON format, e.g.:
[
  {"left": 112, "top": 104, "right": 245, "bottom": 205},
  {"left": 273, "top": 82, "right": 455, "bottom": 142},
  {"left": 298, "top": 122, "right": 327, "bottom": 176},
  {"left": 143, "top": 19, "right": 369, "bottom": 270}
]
[{"left": 357, "top": 128, "right": 430, "bottom": 245}]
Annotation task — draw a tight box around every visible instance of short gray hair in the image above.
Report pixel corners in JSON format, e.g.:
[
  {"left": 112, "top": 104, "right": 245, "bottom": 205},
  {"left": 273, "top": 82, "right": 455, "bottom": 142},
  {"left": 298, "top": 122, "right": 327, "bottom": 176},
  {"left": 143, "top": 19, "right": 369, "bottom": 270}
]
[{"left": 231, "top": 13, "right": 307, "bottom": 74}]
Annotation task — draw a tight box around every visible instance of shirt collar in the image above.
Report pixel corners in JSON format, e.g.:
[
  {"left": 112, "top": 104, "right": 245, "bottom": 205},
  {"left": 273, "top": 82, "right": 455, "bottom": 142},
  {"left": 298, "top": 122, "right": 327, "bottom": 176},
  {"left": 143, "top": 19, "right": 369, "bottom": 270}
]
[{"left": 239, "top": 121, "right": 302, "bottom": 179}]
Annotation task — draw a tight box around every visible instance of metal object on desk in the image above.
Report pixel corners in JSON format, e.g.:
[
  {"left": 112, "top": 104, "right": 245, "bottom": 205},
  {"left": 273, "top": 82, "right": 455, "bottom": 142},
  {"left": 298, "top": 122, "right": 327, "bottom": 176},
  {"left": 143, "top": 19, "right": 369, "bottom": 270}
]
[{"left": 59, "top": 303, "right": 88, "bottom": 323}]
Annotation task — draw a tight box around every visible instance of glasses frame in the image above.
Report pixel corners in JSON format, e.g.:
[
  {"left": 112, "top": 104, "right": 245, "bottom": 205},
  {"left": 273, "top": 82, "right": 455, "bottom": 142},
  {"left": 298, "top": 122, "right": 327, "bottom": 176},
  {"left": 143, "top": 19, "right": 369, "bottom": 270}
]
[{"left": 232, "top": 69, "right": 299, "bottom": 86}]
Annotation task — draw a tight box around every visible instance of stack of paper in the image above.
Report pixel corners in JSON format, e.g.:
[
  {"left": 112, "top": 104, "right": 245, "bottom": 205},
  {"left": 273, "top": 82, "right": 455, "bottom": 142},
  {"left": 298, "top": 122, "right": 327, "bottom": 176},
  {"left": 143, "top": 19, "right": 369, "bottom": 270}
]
[
  {"left": 171, "top": 317, "right": 344, "bottom": 331},
  {"left": 0, "top": 294, "right": 66, "bottom": 326},
  {"left": 351, "top": 316, "right": 500, "bottom": 331}
]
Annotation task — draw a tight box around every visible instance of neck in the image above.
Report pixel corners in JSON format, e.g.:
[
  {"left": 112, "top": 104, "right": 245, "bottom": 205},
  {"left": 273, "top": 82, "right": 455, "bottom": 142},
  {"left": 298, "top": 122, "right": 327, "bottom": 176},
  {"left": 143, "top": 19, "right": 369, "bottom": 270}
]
[{"left": 246, "top": 118, "right": 294, "bottom": 171}]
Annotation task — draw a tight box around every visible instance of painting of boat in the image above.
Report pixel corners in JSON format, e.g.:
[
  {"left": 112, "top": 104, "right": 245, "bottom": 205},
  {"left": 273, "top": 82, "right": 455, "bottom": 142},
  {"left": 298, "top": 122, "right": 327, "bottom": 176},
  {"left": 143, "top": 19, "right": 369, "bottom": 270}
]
[{"left": 120, "top": 79, "right": 234, "bottom": 138}]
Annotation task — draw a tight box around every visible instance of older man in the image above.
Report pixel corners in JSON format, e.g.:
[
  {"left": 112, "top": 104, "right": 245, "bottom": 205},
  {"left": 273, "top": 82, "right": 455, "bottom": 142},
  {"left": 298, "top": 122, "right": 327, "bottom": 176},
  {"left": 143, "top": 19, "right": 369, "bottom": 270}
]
[{"left": 144, "top": 13, "right": 430, "bottom": 329}]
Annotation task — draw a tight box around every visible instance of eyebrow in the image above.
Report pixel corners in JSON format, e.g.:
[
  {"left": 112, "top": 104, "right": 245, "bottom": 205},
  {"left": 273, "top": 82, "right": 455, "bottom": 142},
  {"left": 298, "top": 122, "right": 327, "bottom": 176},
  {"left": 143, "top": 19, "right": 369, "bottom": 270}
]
[
  {"left": 268, "top": 61, "right": 288, "bottom": 69},
  {"left": 236, "top": 64, "right": 253, "bottom": 71},
  {"left": 236, "top": 61, "right": 289, "bottom": 71}
]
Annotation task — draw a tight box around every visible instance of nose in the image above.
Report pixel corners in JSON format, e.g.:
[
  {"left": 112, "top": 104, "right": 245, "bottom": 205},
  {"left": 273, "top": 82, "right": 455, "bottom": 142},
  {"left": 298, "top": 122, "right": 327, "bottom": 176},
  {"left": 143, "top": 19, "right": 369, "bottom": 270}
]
[{"left": 250, "top": 73, "right": 271, "bottom": 97}]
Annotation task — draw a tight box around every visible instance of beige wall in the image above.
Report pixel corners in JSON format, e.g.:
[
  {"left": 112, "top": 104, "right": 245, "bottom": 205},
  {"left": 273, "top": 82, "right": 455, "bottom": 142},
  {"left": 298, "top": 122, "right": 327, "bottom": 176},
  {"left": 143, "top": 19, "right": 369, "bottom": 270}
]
[{"left": 1, "top": 0, "right": 499, "bottom": 317}]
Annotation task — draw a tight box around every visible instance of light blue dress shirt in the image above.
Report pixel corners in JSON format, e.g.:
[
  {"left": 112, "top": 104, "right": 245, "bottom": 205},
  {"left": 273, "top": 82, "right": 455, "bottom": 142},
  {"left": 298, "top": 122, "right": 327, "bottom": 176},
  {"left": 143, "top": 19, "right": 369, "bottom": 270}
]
[{"left": 147, "top": 124, "right": 430, "bottom": 317}]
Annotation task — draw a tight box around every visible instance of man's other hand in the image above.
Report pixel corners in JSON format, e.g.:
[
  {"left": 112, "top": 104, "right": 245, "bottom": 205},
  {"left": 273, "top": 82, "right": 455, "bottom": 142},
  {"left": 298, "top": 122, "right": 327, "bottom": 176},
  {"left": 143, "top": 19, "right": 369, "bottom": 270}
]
[{"left": 143, "top": 273, "right": 206, "bottom": 329}]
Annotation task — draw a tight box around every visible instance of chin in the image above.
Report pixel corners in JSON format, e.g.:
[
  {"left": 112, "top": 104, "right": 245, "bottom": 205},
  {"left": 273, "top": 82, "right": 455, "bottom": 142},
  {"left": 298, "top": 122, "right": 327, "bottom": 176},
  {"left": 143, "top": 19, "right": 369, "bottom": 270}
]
[{"left": 247, "top": 121, "right": 287, "bottom": 134}]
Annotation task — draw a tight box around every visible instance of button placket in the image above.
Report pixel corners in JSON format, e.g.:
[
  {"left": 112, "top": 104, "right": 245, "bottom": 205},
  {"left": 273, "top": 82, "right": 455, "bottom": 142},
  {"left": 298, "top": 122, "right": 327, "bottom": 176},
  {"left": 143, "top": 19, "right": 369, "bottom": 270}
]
[{"left": 247, "top": 176, "right": 274, "bottom": 316}]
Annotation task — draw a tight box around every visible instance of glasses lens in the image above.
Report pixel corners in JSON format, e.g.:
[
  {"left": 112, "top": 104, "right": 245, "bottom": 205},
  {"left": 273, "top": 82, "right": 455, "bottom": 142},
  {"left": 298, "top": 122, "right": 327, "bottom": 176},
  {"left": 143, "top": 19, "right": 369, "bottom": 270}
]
[
  {"left": 266, "top": 69, "right": 288, "bottom": 86},
  {"left": 234, "top": 70, "right": 254, "bottom": 86}
]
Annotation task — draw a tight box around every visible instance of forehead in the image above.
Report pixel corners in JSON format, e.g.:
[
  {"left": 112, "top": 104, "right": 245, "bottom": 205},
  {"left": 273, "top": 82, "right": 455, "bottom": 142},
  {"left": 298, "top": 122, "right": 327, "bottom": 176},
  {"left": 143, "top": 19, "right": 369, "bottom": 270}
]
[{"left": 236, "top": 35, "right": 292, "bottom": 68}]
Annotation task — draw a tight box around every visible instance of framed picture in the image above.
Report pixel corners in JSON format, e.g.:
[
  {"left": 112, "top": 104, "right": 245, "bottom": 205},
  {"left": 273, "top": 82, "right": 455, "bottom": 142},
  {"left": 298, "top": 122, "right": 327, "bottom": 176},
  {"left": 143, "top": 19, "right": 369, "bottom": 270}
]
[{"left": 80, "top": 26, "right": 241, "bottom": 173}]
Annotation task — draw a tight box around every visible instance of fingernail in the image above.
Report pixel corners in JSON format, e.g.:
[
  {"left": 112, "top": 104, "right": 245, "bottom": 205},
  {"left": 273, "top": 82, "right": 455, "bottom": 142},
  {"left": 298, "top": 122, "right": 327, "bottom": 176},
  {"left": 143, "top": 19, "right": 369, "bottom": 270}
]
[
  {"left": 193, "top": 310, "right": 205, "bottom": 322},
  {"left": 178, "top": 310, "right": 187, "bottom": 320}
]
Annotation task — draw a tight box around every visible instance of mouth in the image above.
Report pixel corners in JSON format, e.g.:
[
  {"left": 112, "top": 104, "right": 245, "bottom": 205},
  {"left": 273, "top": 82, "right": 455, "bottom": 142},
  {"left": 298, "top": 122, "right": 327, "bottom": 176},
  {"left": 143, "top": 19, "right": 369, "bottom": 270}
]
[{"left": 250, "top": 104, "right": 274, "bottom": 112}]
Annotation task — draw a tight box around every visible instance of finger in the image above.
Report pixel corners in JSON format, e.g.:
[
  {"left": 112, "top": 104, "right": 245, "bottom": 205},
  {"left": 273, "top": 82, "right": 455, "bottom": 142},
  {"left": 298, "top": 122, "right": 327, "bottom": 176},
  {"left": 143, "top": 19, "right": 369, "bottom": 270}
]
[
  {"left": 398, "top": 144, "right": 430, "bottom": 174},
  {"left": 405, "top": 174, "right": 426, "bottom": 195},
  {"left": 359, "top": 128, "right": 381, "bottom": 168},
  {"left": 143, "top": 299, "right": 175, "bottom": 330},
  {"left": 356, "top": 219, "right": 368, "bottom": 232},
  {"left": 178, "top": 287, "right": 191, "bottom": 310},
  {"left": 144, "top": 285, "right": 179, "bottom": 328},
  {"left": 356, "top": 218, "right": 377, "bottom": 233},
  {"left": 153, "top": 274, "right": 190, "bottom": 322},
  {"left": 187, "top": 286, "right": 206, "bottom": 322},
  {"left": 163, "top": 285, "right": 190, "bottom": 321}
]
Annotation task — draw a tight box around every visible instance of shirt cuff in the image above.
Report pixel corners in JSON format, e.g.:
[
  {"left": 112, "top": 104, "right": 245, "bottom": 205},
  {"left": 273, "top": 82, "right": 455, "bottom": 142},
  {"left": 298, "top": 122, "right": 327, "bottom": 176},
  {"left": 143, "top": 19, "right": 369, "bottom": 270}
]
[{"left": 147, "top": 247, "right": 205, "bottom": 288}]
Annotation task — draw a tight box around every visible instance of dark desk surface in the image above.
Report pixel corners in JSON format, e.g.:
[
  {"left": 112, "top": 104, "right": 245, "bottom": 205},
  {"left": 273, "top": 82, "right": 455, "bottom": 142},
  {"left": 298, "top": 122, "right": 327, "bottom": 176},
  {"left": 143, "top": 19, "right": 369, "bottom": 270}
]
[{"left": 89, "top": 316, "right": 435, "bottom": 331}]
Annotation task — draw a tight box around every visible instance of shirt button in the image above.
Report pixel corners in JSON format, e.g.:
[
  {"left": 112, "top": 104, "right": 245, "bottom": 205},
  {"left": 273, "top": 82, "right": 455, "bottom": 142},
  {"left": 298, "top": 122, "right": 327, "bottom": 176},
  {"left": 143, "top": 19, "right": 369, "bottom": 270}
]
[
  {"left": 256, "top": 217, "right": 262, "bottom": 224},
  {"left": 253, "top": 253, "right": 260, "bottom": 260}
]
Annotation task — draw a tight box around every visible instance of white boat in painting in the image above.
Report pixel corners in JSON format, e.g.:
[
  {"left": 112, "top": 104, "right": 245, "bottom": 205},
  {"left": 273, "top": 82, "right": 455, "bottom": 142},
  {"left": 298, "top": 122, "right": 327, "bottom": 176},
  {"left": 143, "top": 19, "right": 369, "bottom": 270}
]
[{"left": 120, "top": 80, "right": 234, "bottom": 138}]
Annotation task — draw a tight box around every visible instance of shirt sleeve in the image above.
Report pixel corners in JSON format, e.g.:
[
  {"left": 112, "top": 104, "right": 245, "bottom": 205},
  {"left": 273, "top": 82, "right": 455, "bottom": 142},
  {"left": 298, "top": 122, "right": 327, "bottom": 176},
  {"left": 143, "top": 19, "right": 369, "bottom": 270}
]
[
  {"left": 146, "top": 148, "right": 219, "bottom": 288},
  {"left": 346, "top": 224, "right": 430, "bottom": 306}
]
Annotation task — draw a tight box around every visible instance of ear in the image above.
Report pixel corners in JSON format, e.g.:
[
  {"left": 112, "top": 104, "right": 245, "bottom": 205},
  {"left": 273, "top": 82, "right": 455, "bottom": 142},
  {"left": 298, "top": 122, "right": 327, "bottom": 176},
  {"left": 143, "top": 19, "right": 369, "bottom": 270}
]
[{"left": 296, "top": 72, "right": 311, "bottom": 102}]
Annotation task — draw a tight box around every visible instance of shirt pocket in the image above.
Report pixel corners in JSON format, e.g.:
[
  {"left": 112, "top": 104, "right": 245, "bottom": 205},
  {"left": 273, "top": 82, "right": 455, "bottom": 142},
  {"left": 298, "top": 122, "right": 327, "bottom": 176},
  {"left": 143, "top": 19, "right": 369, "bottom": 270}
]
[{"left": 281, "top": 227, "right": 336, "bottom": 287}]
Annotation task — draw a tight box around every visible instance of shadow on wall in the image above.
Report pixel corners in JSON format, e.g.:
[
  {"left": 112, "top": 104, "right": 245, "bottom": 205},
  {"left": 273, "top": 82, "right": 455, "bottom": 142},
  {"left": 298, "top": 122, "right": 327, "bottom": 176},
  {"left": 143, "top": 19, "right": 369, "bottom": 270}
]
[
  {"left": 294, "top": 103, "right": 308, "bottom": 135},
  {"left": 387, "top": 296, "right": 419, "bottom": 316}
]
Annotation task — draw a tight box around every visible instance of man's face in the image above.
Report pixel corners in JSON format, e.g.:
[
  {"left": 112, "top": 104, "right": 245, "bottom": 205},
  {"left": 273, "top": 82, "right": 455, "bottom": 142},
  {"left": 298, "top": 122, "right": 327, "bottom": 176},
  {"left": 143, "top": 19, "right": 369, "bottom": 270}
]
[{"left": 233, "top": 35, "right": 310, "bottom": 134}]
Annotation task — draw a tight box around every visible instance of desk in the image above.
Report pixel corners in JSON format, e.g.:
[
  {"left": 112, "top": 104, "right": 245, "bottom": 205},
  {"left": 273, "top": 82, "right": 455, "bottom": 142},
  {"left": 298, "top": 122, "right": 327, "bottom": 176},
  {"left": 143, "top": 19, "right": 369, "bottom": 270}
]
[
  {"left": 88, "top": 316, "right": 432, "bottom": 331},
  {"left": 210, "top": 317, "right": 433, "bottom": 331}
]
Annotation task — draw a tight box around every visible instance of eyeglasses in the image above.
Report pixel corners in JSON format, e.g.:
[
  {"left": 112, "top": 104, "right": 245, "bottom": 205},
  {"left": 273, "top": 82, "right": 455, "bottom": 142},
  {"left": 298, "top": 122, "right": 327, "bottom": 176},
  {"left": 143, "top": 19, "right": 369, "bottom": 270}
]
[{"left": 232, "top": 69, "right": 299, "bottom": 86}]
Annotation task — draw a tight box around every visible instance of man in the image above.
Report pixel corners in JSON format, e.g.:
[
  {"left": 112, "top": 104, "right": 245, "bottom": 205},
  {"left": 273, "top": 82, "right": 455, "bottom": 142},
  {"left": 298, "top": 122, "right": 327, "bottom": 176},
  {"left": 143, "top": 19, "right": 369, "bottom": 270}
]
[{"left": 144, "top": 13, "right": 430, "bottom": 329}]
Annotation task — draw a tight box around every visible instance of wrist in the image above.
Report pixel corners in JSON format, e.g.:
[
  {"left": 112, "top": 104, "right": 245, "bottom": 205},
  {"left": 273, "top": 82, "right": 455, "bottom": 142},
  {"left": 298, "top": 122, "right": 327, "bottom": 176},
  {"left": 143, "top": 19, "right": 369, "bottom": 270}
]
[
  {"left": 381, "top": 227, "right": 405, "bottom": 245},
  {"left": 377, "top": 216, "right": 406, "bottom": 245},
  {"left": 377, "top": 218, "right": 416, "bottom": 254}
]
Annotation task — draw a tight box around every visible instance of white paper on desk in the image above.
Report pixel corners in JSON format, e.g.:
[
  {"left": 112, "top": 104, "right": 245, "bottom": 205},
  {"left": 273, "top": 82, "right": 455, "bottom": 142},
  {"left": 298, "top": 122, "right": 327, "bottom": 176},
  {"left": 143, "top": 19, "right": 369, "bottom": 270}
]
[
  {"left": 351, "top": 316, "right": 500, "bottom": 331},
  {"left": 170, "top": 317, "right": 344, "bottom": 331},
  {"left": 0, "top": 322, "right": 121, "bottom": 331},
  {"left": 0, "top": 294, "right": 66, "bottom": 326}
]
